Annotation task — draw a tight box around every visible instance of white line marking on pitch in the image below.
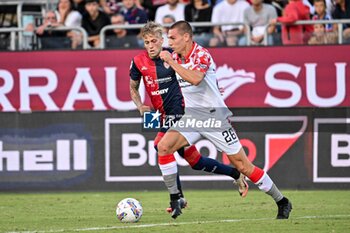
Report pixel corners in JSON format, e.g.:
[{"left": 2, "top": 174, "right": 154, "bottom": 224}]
[{"left": 6, "top": 214, "right": 350, "bottom": 233}]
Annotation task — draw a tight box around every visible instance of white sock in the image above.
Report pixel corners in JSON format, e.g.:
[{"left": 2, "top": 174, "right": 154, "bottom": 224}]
[{"left": 255, "top": 172, "right": 283, "bottom": 202}]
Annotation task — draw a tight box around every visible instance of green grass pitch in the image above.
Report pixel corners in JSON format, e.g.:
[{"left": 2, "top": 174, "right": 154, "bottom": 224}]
[{"left": 0, "top": 190, "right": 349, "bottom": 233}]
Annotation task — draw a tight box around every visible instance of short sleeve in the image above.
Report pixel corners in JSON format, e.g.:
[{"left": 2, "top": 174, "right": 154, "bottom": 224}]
[
  {"left": 192, "top": 49, "right": 211, "bottom": 73},
  {"left": 129, "top": 59, "right": 142, "bottom": 81}
]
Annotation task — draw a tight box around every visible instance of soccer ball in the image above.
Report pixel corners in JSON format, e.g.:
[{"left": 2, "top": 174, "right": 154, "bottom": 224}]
[{"left": 116, "top": 198, "right": 143, "bottom": 223}]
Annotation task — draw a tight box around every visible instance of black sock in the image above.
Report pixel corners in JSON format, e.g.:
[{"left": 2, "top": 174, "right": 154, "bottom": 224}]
[
  {"left": 192, "top": 156, "right": 240, "bottom": 179},
  {"left": 176, "top": 174, "right": 184, "bottom": 198},
  {"left": 170, "top": 193, "right": 182, "bottom": 201},
  {"left": 277, "top": 197, "right": 288, "bottom": 205}
]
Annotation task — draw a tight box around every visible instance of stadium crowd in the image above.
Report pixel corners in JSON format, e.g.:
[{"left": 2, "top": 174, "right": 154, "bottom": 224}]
[{"left": 1, "top": 0, "right": 350, "bottom": 49}]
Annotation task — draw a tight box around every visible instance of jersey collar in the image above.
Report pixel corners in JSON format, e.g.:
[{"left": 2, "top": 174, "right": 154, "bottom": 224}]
[{"left": 175, "top": 42, "right": 197, "bottom": 63}]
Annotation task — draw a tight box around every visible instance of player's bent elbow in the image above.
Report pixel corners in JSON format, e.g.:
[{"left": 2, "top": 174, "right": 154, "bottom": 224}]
[
  {"left": 191, "top": 78, "right": 203, "bottom": 86},
  {"left": 191, "top": 80, "right": 201, "bottom": 86}
]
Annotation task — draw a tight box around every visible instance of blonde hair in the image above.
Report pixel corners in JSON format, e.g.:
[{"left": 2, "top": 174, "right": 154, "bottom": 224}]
[{"left": 141, "top": 21, "right": 164, "bottom": 39}]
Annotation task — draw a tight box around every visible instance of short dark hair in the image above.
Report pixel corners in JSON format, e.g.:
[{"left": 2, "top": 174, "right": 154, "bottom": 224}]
[
  {"left": 163, "top": 14, "right": 176, "bottom": 22},
  {"left": 170, "top": 20, "right": 193, "bottom": 37}
]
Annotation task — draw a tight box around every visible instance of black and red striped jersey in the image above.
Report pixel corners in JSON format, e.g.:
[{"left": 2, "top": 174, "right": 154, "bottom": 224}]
[{"left": 130, "top": 49, "right": 185, "bottom": 118}]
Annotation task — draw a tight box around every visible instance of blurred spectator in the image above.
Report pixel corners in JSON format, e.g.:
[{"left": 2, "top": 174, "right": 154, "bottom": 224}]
[
  {"left": 184, "top": 0, "right": 213, "bottom": 46},
  {"left": 270, "top": 0, "right": 313, "bottom": 45},
  {"left": 325, "top": 0, "right": 335, "bottom": 16},
  {"left": 292, "top": 0, "right": 333, "bottom": 16},
  {"left": 142, "top": 0, "right": 168, "bottom": 21},
  {"left": 312, "top": 0, "right": 333, "bottom": 31},
  {"left": 82, "top": 0, "right": 111, "bottom": 48},
  {"left": 56, "top": 0, "right": 83, "bottom": 48},
  {"left": 308, "top": 23, "right": 338, "bottom": 44},
  {"left": 238, "top": 0, "right": 277, "bottom": 46},
  {"left": 106, "top": 13, "right": 140, "bottom": 48},
  {"left": 34, "top": 10, "right": 72, "bottom": 49},
  {"left": 0, "top": 5, "right": 17, "bottom": 50},
  {"left": 332, "top": 0, "right": 350, "bottom": 43},
  {"left": 210, "top": 0, "right": 250, "bottom": 47},
  {"left": 303, "top": 0, "right": 334, "bottom": 15},
  {"left": 72, "top": 0, "right": 87, "bottom": 15},
  {"left": 303, "top": 0, "right": 315, "bottom": 15},
  {"left": 56, "top": 0, "right": 83, "bottom": 27},
  {"left": 264, "top": 0, "right": 288, "bottom": 17},
  {"left": 99, "top": 0, "right": 143, "bottom": 15},
  {"left": 263, "top": 0, "right": 288, "bottom": 44},
  {"left": 162, "top": 14, "right": 176, "bottom": 26},
  {"left": 154, "top": 0, "right": 185, "bottom": 24},
  {"left": 118, "top": 0, "right": 148, "bottom": 35},
  {"left": 100, "top": 0, "right": 122, "bottom": 14},
  {"left": 162, "top": 14, "right": 176, "bottom": 47},
  {"left": 36, "top": 11, "right": 60, "bottom": 35}
]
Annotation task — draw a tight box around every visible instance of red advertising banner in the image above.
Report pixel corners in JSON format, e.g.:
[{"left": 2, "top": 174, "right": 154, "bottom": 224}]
[{"left": 0, "top": 45, "right": 349, "bottom": 112}]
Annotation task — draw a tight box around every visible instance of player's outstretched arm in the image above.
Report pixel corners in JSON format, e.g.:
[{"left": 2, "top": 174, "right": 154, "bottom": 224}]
[
  {"left": 159, "top": 50, "right": 204, "bottom": 86},
  {"left": 130, "top": 79, "right": 151, "bottom": 115}
]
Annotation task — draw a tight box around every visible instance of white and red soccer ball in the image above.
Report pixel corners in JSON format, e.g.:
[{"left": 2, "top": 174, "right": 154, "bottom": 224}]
[{"left": 116, "top": 198, "right": 143, "bottom": 223}]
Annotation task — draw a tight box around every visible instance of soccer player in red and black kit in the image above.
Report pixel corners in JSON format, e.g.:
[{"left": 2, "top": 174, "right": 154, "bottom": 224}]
[{"left": 129, "top": 21, "right": 248, "bottom": 219}]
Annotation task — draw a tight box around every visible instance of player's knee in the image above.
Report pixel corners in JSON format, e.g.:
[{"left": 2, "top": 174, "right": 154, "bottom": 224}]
[{"left": 157, "top": 140, "right": 172, "bottom": 155}]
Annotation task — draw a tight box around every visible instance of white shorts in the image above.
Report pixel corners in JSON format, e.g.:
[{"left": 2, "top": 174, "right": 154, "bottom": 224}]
[{"left": 170, "top": 108, "right": 242, "bottom": 155}]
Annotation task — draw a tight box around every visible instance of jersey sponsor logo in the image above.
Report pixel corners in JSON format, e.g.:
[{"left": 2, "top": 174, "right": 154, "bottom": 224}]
[
  {"left": 151, "top": 88, "right": 168, "bottom": 96},
  {"left": 156, "top": 76, "right": 172, "bottom": 83}
]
